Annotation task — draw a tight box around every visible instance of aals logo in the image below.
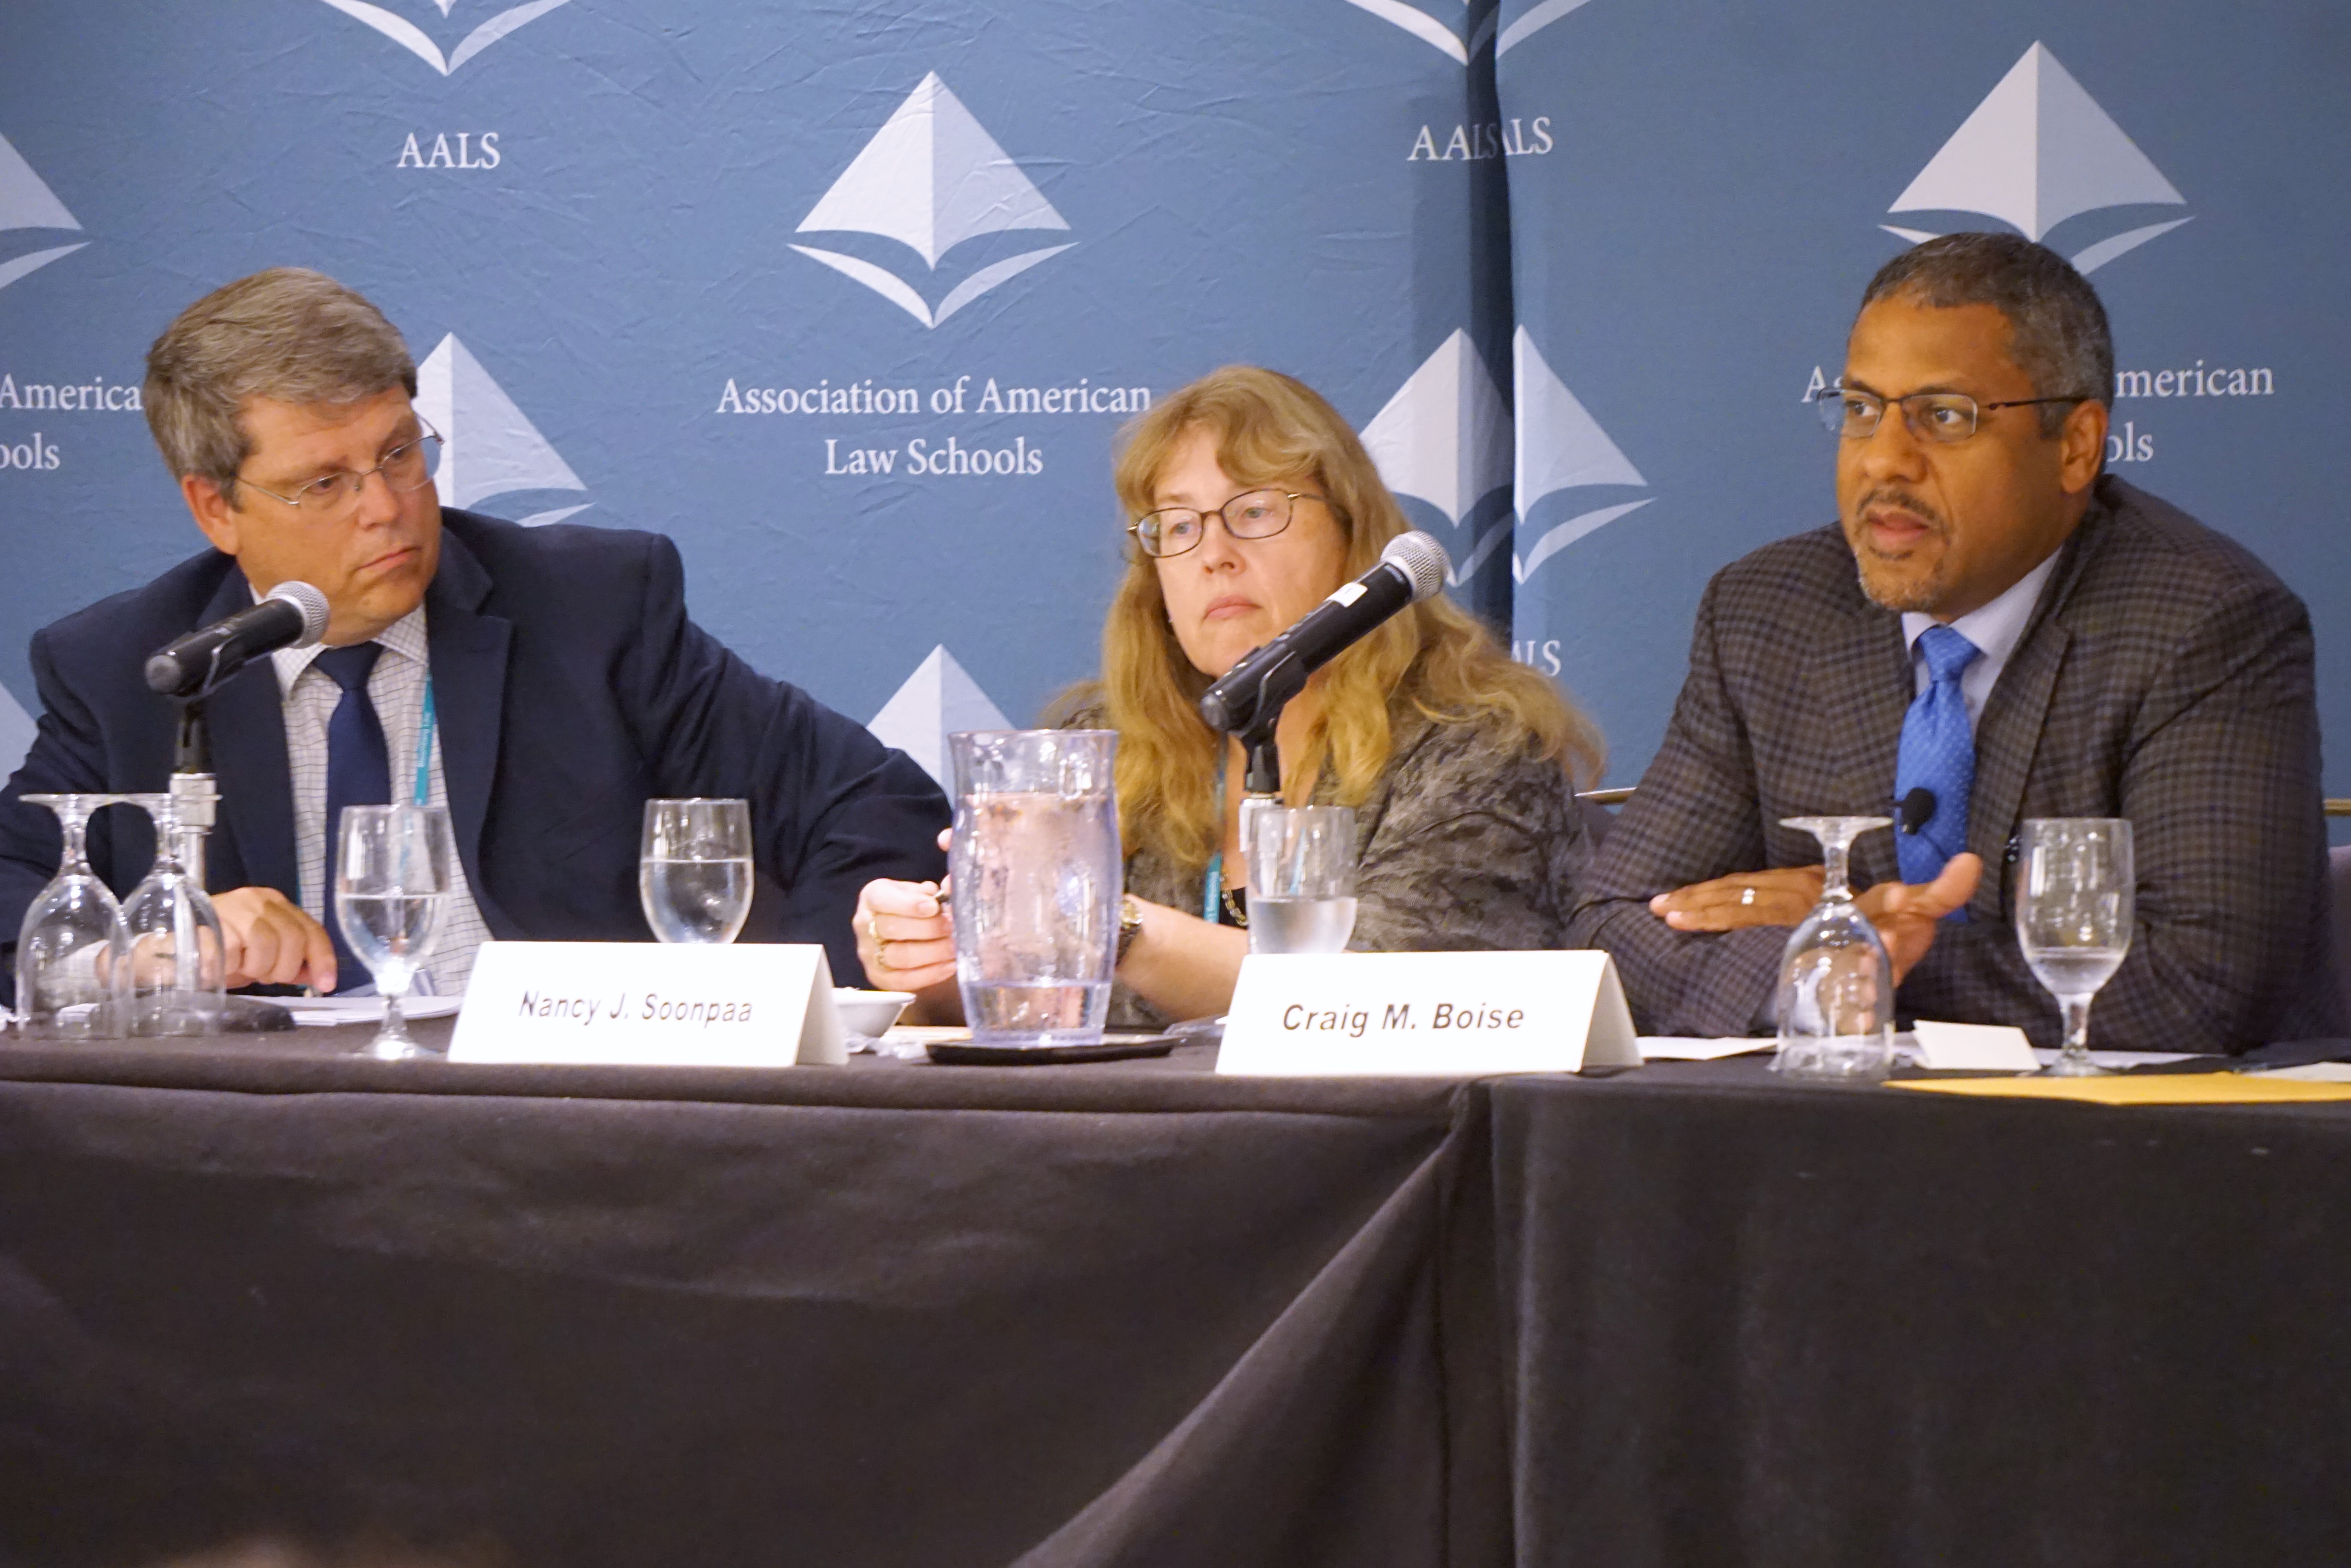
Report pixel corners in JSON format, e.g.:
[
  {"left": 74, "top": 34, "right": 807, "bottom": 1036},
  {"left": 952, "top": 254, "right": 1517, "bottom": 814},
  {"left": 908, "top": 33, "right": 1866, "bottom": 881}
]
[
  {"left": 868, "top": 646, "right": 1012, "bottom": 788},
  {"left": 0, "top": 132, "right": 87, "bottom": 293},
  {"left": 415, "top": 334, "right": 590, "bottom": 527},
  {"left": 316, "top": 0, "right": 577, "bottom": 75},
  {"left": 1885, "top": 43, "right": 2188, "bottom": 275},
  {"left": 1510, "top": 328, "right": 1649, "bottom": 582},
  {"left": 1346, "top": 0, "right": 1598, "bottom": 62},
  {"left": 793, "top": 74, "right": 1073, "bottom": 330},
  {"left": 1360, "top": 331, "right": 1513, "bottom": 583}
]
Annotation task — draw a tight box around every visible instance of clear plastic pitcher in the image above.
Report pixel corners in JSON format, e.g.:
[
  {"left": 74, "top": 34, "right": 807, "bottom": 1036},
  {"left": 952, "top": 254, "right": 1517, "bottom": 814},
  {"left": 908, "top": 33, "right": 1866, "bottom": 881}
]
[{"left": 949, "top": 730, "right": 1121, "bottom": 1047}]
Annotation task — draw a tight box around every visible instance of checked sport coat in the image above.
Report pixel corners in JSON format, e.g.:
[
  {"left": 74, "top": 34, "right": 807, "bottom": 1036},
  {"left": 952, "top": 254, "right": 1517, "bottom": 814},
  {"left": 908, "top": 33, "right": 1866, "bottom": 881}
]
[{"left": 1567, "top": 475, "right": 2342, "bottom": 1053}]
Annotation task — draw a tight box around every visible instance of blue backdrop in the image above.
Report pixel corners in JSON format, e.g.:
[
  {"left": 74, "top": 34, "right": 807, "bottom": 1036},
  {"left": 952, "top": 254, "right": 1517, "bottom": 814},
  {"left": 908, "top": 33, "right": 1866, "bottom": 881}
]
[{"left": 1, "top": 0, "right": 2345, "bottom": 811}]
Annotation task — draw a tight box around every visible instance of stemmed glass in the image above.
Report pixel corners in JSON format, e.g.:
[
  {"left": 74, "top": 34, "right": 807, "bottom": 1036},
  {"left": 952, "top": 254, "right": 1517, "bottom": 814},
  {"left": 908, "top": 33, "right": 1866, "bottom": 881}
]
[
  {"left": 2015, "top": 818, "right": 2134, "bottom": 1078},
  {"left": 1773, "top": 816, "right": 1896, "bottom": 1080},
  {"left": 1248, "top": 805, "right": 1359, "bottom": 954},
  {"left": 335, "top": 804, "right": 453, "bottom": 1059},
  {"left": 15, "top": 794, "right": 129, "bottom": 1038},
  {"left": 640, "top": 798, "right": 754, "bottom": 944},
  {"left": 119, "top": 793, "right": 226, "bottom": 1037}
]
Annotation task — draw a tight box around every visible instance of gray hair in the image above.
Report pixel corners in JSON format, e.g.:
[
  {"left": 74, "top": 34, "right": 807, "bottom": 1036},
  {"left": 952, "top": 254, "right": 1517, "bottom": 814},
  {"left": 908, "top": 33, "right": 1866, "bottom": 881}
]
[
  {"left": 1860, "top": 232, "right": 2114, "bottom": 435},
  {"left": 143, "top": 267, "right": 417, "bottom": 489}
]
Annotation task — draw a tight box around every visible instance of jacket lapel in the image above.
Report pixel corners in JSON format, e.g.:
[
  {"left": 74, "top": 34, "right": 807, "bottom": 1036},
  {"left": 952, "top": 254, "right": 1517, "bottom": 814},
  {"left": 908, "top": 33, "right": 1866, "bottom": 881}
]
[
  {"left": 1813, "top": 595, "right": 1913, "bottom": 890},
  {"left": 1965, "top": 513, "right": 2098, "bottom": 919},
  {"left": 424, "top": 526, "right": 515, "bottom": 934}
]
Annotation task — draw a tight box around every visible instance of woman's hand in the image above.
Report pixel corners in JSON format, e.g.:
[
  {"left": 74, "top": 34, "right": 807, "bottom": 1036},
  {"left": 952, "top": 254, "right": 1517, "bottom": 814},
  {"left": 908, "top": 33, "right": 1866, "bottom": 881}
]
[{"left": 855, "top": 876, "right": 955, "bottom": 993}]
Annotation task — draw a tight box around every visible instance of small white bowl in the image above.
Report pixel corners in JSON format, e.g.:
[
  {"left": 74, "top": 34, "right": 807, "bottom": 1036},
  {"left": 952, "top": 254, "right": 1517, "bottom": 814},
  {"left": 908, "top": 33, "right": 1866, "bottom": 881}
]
[{"left": 834, "top": 988, "right": 915, "bottom": 1037}]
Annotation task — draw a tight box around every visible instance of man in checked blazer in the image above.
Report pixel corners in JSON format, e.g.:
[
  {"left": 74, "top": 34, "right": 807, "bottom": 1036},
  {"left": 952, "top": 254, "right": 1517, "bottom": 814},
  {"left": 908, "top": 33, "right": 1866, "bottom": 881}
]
[{"left": 1569, "top": 233, "right": 2340, "bottom": 1053}]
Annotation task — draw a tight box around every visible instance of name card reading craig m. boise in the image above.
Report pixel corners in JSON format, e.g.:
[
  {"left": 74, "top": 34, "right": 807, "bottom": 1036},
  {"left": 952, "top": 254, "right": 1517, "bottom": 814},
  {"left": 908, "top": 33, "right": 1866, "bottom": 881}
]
[
  {"left": 1216, "top": 950, "right": 1638, "bottom": 1076},
  {"left": 448, "top": 941, "right": 845, "bottom": 1067}
]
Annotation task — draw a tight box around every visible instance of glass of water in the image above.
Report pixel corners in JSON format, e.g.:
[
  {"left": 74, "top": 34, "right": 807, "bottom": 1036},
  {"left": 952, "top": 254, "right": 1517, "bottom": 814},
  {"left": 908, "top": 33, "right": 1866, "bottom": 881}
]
[
  {"left": 335, "top": 804, "right": 453, "bottom": 1060},
  {"left": 119, "top": 792, "right": 227, "bottom": 1037},
  {"left": 640, "top": 798, "right": 754, "bottom": 944},
  {"left": 2015, "top": 818, "right": 2134, "bottom": 1077},
  {"left": 949, "top": 730, "right": 1120, "bottom": 1047},
  {"left": 1248, "top": 805, "right": 1359, "bottom": 954}
]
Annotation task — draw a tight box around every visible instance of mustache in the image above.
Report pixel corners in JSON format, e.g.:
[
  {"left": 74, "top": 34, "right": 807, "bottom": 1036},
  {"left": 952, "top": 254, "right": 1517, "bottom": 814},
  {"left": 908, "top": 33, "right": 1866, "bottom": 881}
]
[{"left": 1852, "top": 487, "right": 1948, "bottom": 533}]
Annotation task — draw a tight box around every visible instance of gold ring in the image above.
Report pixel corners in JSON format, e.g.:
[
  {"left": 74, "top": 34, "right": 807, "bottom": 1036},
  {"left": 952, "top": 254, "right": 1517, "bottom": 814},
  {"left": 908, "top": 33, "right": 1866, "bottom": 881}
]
[{"left": 1739, "top": 887, "right": 1756, "bottom": 906}]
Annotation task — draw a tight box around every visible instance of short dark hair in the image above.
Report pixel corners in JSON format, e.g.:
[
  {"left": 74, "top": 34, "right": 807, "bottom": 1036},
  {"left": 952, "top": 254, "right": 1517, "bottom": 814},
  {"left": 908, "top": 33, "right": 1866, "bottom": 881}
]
[{"left": 1860, "top": 232, "right": 2113, "bottom": 434}]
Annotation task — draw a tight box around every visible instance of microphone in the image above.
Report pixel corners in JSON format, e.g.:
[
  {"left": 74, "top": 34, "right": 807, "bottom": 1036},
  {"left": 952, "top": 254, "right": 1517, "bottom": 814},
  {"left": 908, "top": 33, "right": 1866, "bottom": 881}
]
[
  {"left": 1198, "top": 531, "right": 1450, "bottom": 735},
  {"left": 1898, "top": 787, "right": 1937, "bottom": 836},
  {"left": 144, "top": 580, "right": 330, "bottom": 698}
]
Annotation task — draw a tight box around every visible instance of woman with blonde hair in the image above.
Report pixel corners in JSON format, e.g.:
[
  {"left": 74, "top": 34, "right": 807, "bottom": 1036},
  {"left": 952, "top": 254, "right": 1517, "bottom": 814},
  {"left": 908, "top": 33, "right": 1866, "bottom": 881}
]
[{"left": 857, "top": 364, "right": 1604, "bottom": 1027}]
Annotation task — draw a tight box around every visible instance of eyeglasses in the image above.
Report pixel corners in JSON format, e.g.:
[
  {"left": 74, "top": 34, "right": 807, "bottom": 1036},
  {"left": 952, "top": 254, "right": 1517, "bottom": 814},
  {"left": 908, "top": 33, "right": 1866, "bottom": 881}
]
[
  {"left": 233, "top": 422, "right": 443, "bottom": 515},
  {"left": 1813, "top": 388, "right": 2087, "bottom": 444},
  {"left": 1130, "top": 489, "right": 1327, "bottom": 558}
]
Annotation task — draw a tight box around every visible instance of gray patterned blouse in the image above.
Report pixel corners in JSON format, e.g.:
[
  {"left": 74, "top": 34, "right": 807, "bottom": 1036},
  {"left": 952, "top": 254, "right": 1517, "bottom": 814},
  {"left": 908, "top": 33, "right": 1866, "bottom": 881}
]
[{"left": 1075, "top": 705, "right": 1591, "bottom": 1028}]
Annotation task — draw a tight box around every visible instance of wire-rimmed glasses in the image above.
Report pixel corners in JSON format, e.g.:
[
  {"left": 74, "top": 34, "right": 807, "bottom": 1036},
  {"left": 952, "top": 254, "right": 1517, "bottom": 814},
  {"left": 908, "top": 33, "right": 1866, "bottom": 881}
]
[
  {"left": 231, "top": 421, "right": 443, "bottom": 514},
  {"left": 1130, "top": 489, "right": 1326, "bottom": 558},
  {"left": 1812, "top": 388, "right": 2088, "bottom": 443}
]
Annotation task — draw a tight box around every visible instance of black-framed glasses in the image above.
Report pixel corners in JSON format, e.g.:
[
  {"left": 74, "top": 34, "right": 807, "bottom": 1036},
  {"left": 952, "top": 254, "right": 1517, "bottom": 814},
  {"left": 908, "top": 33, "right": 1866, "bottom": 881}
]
[
  {"left": 1813, "top": 388, "right": 2088, "bottom": 444},
  {"left": 233, "top": 421, "right": 443, "bottom": 514},
  {"left": 1130, "top": 489, "right": 1326, "bottom": 558}
]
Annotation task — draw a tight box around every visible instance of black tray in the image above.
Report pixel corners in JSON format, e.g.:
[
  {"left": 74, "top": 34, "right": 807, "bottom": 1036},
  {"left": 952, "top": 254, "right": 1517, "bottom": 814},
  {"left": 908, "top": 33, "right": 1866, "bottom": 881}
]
[{"left": 926, "top": 1036, "right": 1176, "bottom": 1066}]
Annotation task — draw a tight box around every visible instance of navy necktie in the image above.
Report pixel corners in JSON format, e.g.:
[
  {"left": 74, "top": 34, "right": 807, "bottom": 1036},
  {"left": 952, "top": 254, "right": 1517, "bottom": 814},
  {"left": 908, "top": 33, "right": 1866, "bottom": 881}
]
[
  {"left": 316, "top": 642, "right": 390, "bottom": 993},
  {"left": 1893, "top": 624, "right": 1982, "bottom": 889}
]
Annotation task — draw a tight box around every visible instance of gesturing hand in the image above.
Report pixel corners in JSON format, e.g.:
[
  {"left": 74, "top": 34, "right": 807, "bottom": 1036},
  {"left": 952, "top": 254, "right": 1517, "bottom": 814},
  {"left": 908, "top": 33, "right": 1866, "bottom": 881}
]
[
  {"left": 1855, "top": 852, "right": 1981, "bottom": 984},
  {"left": 213, "top": 885, "right": 338, "bottom": 992}
]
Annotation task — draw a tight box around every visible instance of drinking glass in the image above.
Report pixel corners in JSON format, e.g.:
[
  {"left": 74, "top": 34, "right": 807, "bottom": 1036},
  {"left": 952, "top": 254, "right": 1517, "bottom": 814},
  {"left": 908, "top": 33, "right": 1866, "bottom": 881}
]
[
  {"left": 14, "top": 794, "right": 129, "bottom": 1038},
  {"left": 640, "top": 798, "right": 754, "bottom": 944},
  {"left": 949, "top": 730, "right": 1121, "bottom": 1047},
  {"left": 2015, "top": 818, "right": 2134, "bottom": 1078},
  {"left": 1248, "top": 805, "right": 1359, "bottom": 954},
  {"left": 335, "top": 804, "right": 453, "bottom": 1059},
  {"left": 1773, "top": 816, "right": 1896, "bottom": 1080},
  {"left": 118, "top": 793, "right": 226, "bottom": 1037}
]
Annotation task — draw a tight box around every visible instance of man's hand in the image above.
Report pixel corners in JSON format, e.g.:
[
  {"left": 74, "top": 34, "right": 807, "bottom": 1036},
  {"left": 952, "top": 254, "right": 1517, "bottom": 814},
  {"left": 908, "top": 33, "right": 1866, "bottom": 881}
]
[
  {"left": 213, "top": 886, "right": 337, "bottom": 991},
  {"left": 1855, "top": 852, "right": 1980, "bottom": 984},
  {"left": 1648, "top": 852, "right": 1982, "bottom": 984},
  {"left": 1651, "top": 866, "right": 1826, "bottom": 931}
]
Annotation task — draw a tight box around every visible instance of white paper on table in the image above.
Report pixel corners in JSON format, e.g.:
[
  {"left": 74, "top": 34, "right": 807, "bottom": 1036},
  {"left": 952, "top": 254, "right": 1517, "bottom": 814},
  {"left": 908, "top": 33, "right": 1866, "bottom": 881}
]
[
  {"left": 1637, "top": 1036, "right": 1774, "bottom": 1062},
  {"left": 276, "top": 994, "right": 464, "bottom": 1027},
  {"left": 1911, "top": 1019, "right": 2040, "bottom": 1072}
]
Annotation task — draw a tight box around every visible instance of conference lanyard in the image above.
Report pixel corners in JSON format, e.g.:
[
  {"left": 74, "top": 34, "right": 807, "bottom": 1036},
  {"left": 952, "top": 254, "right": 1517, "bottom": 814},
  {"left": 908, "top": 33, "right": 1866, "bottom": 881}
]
[
  {"left": 1201, "top": 757, "right": 1227, "bottom": 923},
  {"left": 413, "top": 677, "right": 438, "bottom": 807}
]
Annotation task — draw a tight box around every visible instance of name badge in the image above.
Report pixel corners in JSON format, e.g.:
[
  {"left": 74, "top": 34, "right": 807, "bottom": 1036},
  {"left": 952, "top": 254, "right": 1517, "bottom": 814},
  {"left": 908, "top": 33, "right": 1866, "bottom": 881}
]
[
  {"left": 449, "top": 941, "right": 846, "bottom": 1067},
  {"left": 1216, "top": 951, "right": 1638, "bottom": 1077}
]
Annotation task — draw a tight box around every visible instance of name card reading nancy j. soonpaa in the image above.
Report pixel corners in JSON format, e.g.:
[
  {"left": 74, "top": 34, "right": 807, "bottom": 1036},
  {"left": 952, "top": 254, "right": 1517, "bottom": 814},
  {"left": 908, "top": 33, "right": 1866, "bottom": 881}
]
[
  {"left": 448, "top": 941, "right": 846, "bottom": 1067},
  {"left": 1216, "top": 950, "right": 1638, "bottom": 1077}
]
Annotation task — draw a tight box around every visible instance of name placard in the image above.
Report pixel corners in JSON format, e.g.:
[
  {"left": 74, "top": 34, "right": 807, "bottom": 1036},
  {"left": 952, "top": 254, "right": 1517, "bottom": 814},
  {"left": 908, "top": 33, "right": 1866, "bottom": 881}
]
[
  {"left": 1216, "top": 951, "right": 1638, "bottom": 1077},
  {"left": 448, "top": 941, "right": 846, "bottom": 1067}
]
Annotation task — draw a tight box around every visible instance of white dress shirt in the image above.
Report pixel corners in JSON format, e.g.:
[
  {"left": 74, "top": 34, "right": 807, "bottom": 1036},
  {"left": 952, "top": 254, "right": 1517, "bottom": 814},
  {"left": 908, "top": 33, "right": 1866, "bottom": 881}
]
[
  {"left": 1899, "top": 549, "right": 2060, "bottom": 734},
  {"left": 269, "top": 604, "right": 493, "bottom": 993}
]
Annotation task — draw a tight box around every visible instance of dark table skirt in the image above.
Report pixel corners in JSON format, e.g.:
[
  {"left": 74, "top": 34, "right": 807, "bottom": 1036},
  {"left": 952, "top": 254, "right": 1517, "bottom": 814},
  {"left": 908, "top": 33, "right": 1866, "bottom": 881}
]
[{"left": 0, "top": 1031, "right": 2345, "bottom": 1567}]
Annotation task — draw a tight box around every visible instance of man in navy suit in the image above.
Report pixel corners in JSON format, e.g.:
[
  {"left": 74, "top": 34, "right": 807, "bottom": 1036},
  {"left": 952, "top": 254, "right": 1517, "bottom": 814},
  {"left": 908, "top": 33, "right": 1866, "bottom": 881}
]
[{"left": 0, "top": 268, "right": 947, "bottom": 996}]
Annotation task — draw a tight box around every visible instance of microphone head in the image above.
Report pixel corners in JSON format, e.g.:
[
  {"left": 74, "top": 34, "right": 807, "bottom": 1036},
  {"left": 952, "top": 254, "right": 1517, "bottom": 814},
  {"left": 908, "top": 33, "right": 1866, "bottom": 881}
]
[
  {"left": 1379, "top": 531, "right": 1450, "bottom": 603},
  {"left": 266, "top": 581, "right": 330, "bottom": 649}
]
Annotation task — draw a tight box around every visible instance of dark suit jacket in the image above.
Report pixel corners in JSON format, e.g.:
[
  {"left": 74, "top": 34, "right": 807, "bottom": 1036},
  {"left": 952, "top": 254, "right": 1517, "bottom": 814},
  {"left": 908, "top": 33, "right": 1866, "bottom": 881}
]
[
  {"left": 0, "top": 510, "right": 949, "bottom": 988},
  {"left": 1567, "top": 476, "right": 2341, "bottom": 1053}
]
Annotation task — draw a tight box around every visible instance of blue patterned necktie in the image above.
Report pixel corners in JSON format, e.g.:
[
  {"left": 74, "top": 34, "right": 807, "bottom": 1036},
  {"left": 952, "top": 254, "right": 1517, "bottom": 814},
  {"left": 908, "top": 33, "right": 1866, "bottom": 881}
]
[
  {"left": 315, "top": 642, "right": 390, "bottom": 993},
  {"left": 1893, "top": 624, "right": 1982, "bottom": 888}
]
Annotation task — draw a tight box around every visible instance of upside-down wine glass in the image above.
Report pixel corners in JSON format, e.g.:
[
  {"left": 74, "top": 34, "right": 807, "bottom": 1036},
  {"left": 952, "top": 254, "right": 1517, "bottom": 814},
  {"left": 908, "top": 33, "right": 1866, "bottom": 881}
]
[
  {"left": 1773, "top": 816, "right": 1896, "bottom": 1080},
  {"left": 118, "top": 792, "right": 227, "bottom": 1036},
  {"left": 335, "top": 804, "right": 453, "bottom": 1060},
  {"left": 14, "top": 794, "right": 129, "bottom": 1038},
  {"left": 2014, "top": 818, "right": 2134, "bottom": 1078}
]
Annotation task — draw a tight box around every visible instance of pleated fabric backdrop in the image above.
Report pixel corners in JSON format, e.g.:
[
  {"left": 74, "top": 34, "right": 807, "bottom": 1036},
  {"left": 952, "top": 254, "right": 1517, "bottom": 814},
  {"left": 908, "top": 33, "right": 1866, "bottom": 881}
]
[{"left": 0, "top": 0, "right": 2343, "bottom": 796}]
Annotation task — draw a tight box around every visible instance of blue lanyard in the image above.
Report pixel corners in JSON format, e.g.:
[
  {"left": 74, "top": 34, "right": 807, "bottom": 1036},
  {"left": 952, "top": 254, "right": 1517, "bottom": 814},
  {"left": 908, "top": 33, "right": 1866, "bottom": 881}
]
[
  {"left": 412, "top": 677, "right": 437, "bottom": 807},
  {"left": 1202, "top": 755, "right": 1228, "bottom": 923}
]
